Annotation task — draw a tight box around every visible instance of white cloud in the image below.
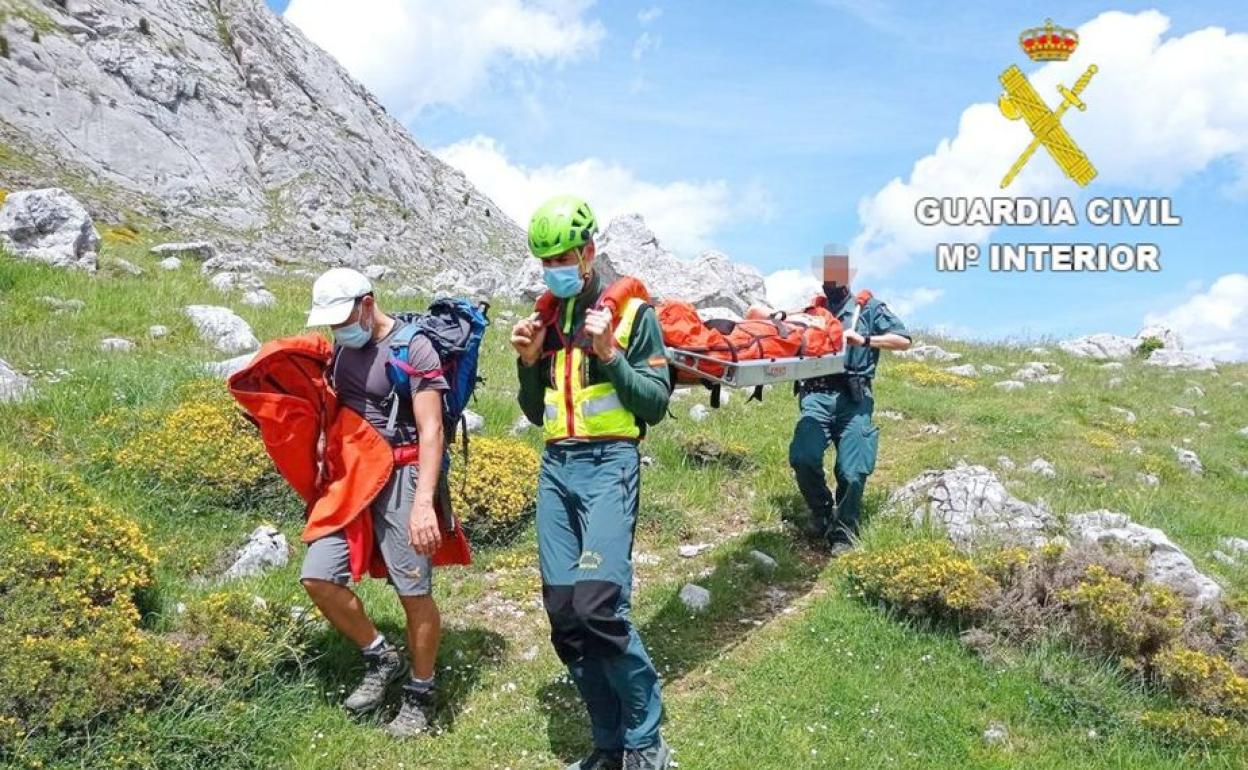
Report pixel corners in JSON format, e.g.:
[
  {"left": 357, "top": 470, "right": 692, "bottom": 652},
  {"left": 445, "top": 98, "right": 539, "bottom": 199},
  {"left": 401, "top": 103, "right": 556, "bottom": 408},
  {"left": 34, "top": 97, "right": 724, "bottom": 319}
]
[
  {"left": 1144, "top": 273, "right": 1248, "bottom": 361},
  {"left": 435, "top": 135, "right": 765, "bottom": 255},
  {"left": 851, "top": 11, "right": 1248, "bottom": 279},
  {"left": 761, "top": 270, "right": 942, "bottom": 320},
  {"left": 763, "top": 269, "right": 821, "bottom": 311},
  {"left": 638, "top": 6, "right": 663, "bottom": 25},
  {"left": 632, "top": 30, "right": 660, "bottom": 62},
  {"left": 883, "top": 286, "right": 944, "bottom": 320},
  {"left": 283, "top": 0, "right": 604, "bottom": 118}
]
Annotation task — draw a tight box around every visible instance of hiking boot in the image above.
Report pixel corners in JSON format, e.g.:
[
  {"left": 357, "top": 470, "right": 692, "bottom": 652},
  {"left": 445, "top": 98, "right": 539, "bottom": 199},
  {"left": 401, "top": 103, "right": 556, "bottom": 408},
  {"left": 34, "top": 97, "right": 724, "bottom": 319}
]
[
  {"left": 565, "top": 748, "right": 624, "bottom": 770},
  {"left": 383, "top": 682, "right": 435, "bottom": 738},
  {"left": 623, "top": 740, "right": 671, "bottom": 770},
  {"left": 825, "top": 526, "right": 856, "bottom": 557},
  {"left": 343, "top": 643, "right": 405, "bottom": 713},
  {"left": 801, "top": 515, "right": 831, "bottom": 541}
]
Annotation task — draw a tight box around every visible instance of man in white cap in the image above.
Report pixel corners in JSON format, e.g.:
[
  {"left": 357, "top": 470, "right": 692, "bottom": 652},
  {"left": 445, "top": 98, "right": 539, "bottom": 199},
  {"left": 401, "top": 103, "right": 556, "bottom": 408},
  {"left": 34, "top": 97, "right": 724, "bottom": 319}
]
[{"left": 300, "top": 267, "right": 448, "bottom": 738}]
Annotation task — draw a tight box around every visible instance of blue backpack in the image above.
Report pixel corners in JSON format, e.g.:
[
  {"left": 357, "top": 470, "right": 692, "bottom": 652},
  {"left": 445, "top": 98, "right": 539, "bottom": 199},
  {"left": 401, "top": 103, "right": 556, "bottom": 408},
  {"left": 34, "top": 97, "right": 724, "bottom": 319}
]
[{"left": 383, "top": 298, "right": 490, "bottom": 448}]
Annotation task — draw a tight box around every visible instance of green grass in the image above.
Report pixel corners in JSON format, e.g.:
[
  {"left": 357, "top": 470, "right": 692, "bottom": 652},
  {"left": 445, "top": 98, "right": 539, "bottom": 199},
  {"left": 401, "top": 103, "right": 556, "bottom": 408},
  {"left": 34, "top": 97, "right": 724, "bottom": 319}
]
[{"left": 1, "top": 240, "right": 1246, "bottom": 768}]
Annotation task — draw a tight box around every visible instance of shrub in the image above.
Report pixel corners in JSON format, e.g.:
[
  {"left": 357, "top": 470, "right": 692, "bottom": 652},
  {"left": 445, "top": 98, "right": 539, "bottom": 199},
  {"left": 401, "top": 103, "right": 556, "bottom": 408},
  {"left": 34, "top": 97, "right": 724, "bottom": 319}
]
[
  {"left": 114, "top": 380, "right": 278, "bottom": 501},
  {"left": 176, "top": 591, "right": 315, "bottom": 682},
  {"left": 840, "top": 540, "right": 1000, "bottom": 622},
  {"left": 1154, "top": 647, "right": 1248, "bottom": 716},
  {"left": 100, "top": 224, "right": 142, "bottom": 247},
  {"left": 448, "top": 437, "right": 539, "bottom": 539},
  {"left": 891, "top": 361, "right": 977, "bottom": 389},
  {"left": 679, "top": 435, "right": 752, "bottom": 469},
  {"left": 1136, "top": 336, "right": 1165, "bottom": 358},
  {"left": 1138, "top": 708, "right": 1243, "bottom": 746},
  {"left": 1059, "top": 565, "right": 1183, "bottom": 664},
  {"left": 0, "top": 449, "right": 177, "bottom": 750},
  {"left": 0, "top": 189, "right": 8, "bottom": 208}
]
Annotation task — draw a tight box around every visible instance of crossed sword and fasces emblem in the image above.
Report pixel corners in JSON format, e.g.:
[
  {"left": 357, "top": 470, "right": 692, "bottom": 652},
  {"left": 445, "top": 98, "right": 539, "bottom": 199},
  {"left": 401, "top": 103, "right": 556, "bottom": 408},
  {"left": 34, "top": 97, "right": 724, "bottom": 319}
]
[{"left": 998, "top": 63, "right": 1098, "bottom": 188}]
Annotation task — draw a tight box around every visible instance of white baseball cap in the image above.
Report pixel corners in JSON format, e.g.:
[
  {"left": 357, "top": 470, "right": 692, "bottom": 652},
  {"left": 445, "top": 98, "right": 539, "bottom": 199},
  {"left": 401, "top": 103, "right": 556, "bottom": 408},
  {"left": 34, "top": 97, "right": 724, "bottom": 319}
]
[{"left": 306, "top": 268, "right": 373, "bottom": 326}]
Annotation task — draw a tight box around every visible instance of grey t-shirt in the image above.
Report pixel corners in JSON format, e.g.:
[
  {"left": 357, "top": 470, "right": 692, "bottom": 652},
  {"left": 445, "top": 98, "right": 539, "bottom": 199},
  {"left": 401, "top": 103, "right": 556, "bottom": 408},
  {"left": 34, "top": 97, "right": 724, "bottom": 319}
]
[{"left": 330, "top": 317, "right": 449, "bottom": 446}]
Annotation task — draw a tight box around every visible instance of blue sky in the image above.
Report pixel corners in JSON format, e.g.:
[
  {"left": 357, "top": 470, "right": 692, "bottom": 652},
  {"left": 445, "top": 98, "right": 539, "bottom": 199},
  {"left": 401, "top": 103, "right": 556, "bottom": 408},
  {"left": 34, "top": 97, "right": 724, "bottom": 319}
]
[{"left": 267, "top": 1, "right": 1248, "bottom": 357}]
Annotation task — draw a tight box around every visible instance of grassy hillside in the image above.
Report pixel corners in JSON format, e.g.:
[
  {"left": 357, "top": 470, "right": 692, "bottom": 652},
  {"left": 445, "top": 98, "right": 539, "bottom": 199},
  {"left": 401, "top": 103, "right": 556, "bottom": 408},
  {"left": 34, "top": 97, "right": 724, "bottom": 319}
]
[{"left": 1, "top": 237, "right": 1246, "bottom": 770}]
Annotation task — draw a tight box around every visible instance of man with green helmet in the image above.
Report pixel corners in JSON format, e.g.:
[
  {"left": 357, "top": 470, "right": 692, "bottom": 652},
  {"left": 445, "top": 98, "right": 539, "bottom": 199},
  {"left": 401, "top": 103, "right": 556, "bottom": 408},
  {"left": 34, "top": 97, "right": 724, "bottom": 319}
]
[{"left": 512, "top": 195, "right": 674, "bottom": 770}]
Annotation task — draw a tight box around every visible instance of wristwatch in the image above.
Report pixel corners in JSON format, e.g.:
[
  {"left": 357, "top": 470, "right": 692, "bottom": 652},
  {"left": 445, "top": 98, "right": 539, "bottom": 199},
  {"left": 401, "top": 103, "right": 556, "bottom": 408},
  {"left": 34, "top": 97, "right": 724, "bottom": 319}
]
[{"left": 862, "top": 334, "right": 873, "bottom": 348}]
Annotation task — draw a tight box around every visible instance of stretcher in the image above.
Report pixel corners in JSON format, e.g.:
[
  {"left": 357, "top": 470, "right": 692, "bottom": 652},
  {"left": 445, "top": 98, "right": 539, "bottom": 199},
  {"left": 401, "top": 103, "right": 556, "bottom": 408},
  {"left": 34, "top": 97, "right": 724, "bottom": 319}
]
[
  {"left": 665, "top": 347, "right": 847, "bottom": 389},
  {"left": 662, "top": 298, "right": 861, "bottom": 404}
]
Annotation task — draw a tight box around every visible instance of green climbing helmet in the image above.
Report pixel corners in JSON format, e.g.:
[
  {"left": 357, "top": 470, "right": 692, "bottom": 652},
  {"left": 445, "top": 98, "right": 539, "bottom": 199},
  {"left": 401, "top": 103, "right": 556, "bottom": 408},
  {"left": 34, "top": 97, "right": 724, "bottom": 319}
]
[{"left": 527, "top": 194, "right": 598, "bottom": 259}]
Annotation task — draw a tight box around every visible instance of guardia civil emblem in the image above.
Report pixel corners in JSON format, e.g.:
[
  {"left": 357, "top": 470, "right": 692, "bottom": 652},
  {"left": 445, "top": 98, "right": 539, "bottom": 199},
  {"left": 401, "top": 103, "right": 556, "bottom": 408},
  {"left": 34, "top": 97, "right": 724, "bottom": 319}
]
[{"left": 998, "top": 19, "right": 1098, "bottom": 188}]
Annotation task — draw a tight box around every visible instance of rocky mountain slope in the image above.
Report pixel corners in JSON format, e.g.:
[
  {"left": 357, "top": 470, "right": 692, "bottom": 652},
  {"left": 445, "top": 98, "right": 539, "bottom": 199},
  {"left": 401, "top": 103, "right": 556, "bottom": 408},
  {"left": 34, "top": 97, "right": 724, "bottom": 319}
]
[{"left": 0, "top": 0, "right": 527, "bottom": 288}]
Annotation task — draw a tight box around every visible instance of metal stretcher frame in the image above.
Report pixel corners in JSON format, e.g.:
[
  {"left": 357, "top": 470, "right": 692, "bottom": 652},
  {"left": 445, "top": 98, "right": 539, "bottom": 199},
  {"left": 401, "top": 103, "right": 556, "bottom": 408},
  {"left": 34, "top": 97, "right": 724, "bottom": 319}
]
[{"left": 665, "top": 347, "right": 847, "bottom": 389}]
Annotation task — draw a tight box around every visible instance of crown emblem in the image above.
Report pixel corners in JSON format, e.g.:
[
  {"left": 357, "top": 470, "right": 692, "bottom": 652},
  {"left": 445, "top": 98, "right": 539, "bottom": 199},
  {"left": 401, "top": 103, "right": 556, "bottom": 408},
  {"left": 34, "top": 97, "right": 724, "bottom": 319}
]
[{"left": 1019, "top": 19, "right": 1079, "bottom": 61}]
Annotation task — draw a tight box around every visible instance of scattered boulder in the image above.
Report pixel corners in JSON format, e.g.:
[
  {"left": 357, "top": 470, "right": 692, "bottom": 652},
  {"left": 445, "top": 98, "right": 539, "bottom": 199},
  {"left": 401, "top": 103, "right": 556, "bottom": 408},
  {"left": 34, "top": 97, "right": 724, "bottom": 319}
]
[
  {"left": 210, "top": 271, "right": 265, "bottom": 293},
  {"left": 594, "top": 215, "right": 767, "bottom": 314},
  {"left": 184, "top": 305, "right": 259, "bottom": 354},
  {"left": 1068, "top": 511, "right": 1222, "bottom": 607},
  {"left": 981, "top": 364, "right": 1003, "bottom": 374},
  {"left": 994, "top": 380, "right": 1025, "bottom": 391},
  {"left": 462, "top": 409, "right": 485, "bottom": 434},
  {"left": 1171, "top": 406, "right": 1195, "bottom": 418},
  {"left": 240, "top": 288, "right": 277, "bottom": 308},
  {"left": 1183, "top": 385, "right": 1205, "bottom": 399},
  {"left": 897, "top": 343, "right": 961, "bottom": 362},
  {"left": 945, "top": 364, "right": 979, "bottom": 378},
  {"left": 982, "top": 722, "right": 1009, "bottom": 746},
  {"left": 679, "top": 543, "right": 712, "bottom": 558},
  {"left": 891, "top": 466, "right": 1225, "bottom": 608},
  {"left": 1220, "top": 538, "right": 1248, "bottom": 558},
  {"left": 99, "top": 337, "right": 136, "bottom": 353},
  {"left": 1058, "top": 333, "right": 1140, "bottom": 360},
  {"left": 1100, "top": 362, "right": 1124, "bottom": 370},
  {"left": 678, "top": 583, "right": 712, "bottom": 613},
  {"left": 204, "top": 352, "right": 256, "bottom": 379},
  {"left": 1012, "top": 361, "right": 1063, "bottom": 383},
  {"left": 1136, "top": 324, "right": 1182, "bottom": 350},
  {"left": 997, "top": 456, "right": 1016, "bottom": 471},
  {"left": 221, "top": 525, "right": 289, "bottom": 581},
  {"left": 1240, "top": 427, "right": 1248, "bottom": 438},
  {"left": 157, "top": 256, "right": 183, "bottom": 271},
  {"left": 0, "top": 360, "right": 32, "bottom": 403},
  {"left": 150, "top": 241, "right": 216, "bottom": 262},
  {"left": 1107, "top": 377, "right": 1124, "bottom": 388},
  {"left": 149, "top": 325, "right": 169, "bottom": 339},
  {"left": 878, "top": 410, "right": 905, "bottom": 421},
  {"left": 1145, "top": 350, "right": 1215, "bottom": 372},
  {"left": 1172, "top": 447, "right": 1203, "bottom": 476},
  {"left": 1027, "top": 347, "right": 1050, "bottom": 355},
  {"left": 888, "top": 464, "right": 1056, "bottom": 548},
  {"left": 689, "top": 404, "right": 711, "bottom": 423},
  {"left": 749, "top": 550, "right": 778, "bottom": 572},
  {"left": 101, "top": 257, "right": 144, "bottom": 277},
  {"left": 1028, "top": 458, "right": 1057, "bottom": 478},
  {"left": 363, "top": 264, "right": 392, "bottom": 281},
  {"left": 0, "top": 188, "right": 100, "bottom": 271},
  {"left": 1137, "top": 473, "right": 1160, "bottom": 487},
  {"left": 1109, "top": 407, "right": 1137, "bottom": 424},
  {"left": 510, "top": 414, "right": 534, "bottom": 436}
]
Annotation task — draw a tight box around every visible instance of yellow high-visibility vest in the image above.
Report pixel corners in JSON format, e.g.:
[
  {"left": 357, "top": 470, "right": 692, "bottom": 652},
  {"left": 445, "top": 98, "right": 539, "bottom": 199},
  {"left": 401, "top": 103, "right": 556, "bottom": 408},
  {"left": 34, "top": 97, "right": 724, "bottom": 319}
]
[{"left": 543, "top": 297, "right": 646, "bottom": 442}]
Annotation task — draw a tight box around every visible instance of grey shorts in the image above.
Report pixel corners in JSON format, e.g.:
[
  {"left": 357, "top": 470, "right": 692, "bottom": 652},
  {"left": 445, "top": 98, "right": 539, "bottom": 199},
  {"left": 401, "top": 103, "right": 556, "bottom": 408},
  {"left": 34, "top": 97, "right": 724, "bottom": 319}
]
[{"left": 300, "top": 464, "right": 433, "bottom": 596}]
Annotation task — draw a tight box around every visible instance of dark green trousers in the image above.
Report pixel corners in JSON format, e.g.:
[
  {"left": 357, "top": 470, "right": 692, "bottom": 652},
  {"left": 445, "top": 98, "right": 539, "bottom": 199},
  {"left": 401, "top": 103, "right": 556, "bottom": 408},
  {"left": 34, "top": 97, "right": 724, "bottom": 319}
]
[{"left": 787, "top": 389, "right": 879, "bottom": 539}]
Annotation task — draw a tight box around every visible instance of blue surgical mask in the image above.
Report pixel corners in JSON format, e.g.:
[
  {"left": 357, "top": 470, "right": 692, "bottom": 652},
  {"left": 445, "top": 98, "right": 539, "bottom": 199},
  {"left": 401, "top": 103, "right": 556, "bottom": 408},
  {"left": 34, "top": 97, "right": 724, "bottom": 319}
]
[
  {"left": 333, "top": 320, "right": 372, "bottom": 348},
  {"left": 544, "top": 265, "right": 585, "bottom": 298}
]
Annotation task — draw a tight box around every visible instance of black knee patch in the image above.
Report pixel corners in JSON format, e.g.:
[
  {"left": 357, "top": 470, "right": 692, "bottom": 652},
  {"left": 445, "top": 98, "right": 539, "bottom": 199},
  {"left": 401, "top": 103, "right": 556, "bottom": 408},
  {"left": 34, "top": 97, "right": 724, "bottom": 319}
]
[
  {"left": 542, "top": 584, "right": 582, "bottom": 665},
  {"left": 571, "top": 580, "right": 629, "bottom": 659}
]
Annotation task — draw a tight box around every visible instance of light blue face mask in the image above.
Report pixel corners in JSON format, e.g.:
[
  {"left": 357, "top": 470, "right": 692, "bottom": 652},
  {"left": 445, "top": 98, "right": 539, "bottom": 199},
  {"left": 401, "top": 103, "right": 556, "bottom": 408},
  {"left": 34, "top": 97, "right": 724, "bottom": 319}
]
[
  {"left": 543, "top": 264, "right": 585, "bottom": 298},
  {"left": 333, "top": 317, "right": 372, "bottom": 348}
]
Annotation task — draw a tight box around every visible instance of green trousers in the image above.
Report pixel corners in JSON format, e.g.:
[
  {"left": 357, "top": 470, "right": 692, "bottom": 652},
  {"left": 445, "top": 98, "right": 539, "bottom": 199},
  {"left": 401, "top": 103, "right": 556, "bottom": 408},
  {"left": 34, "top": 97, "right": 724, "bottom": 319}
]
[{"left": 787, "top": 389, "right": 879, "bottom": 539}]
